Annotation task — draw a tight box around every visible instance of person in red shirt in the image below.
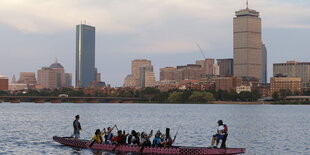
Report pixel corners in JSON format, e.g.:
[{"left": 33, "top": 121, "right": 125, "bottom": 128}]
[{"left": 111, "top": 130, "right": 127, "bottom": 145}]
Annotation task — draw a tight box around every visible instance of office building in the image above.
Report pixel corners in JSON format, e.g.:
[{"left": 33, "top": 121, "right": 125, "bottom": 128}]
[
  {"left": 176, "top": 64, "right": 202, "bottom": 81},
  {"left": 160, "top": 67, "right": 177, "bottom": 81},
  {"left": 37, "top": 61, "right": 68, "bottom": 89},
  {"left": 273, "top": 61, "right": 310, "bottom": 90},
  {"left": 76, "top": 24, "right": 96, "bottom": 88},
  {"left": 124, "top": 59, "right": 154, "bottom": 87},
  {"left": 139, "top": 66, "right": 155, "bottom": 87},
  {"left": 196, "top": 59, "right": 214, "bottom": 76},
  {"left": 18, "top": 72, "right": 37, "bottom": 85},
  {"left": 273, "top": 61, "right": 310, "bottom": 82},
  {"left": 217, "top": 59, "right": 234, "bottom": 77},
  {"left": 233, "top": 4, "right": 263, "bottom": 82}
]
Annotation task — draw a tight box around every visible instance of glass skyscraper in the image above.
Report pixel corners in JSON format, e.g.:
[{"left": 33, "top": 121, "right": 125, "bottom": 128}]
[{"left": 76, "top": 24, "right": 96, "bottom": 88}]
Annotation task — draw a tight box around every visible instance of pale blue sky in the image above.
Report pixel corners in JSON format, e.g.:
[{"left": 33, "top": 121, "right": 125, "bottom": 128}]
[{"left": 0, "top": 0, "right": 309, "bottom": 86}]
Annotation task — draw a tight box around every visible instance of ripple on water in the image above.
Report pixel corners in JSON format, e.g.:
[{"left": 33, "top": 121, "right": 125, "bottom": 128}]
[{"left": 0, "top": 103, "right": 310, "bottom": 155}]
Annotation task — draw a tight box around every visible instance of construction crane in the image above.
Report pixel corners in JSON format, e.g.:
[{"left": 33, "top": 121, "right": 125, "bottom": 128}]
[{"left": 196, "top": 43, "right": 206, "bottom": 59}]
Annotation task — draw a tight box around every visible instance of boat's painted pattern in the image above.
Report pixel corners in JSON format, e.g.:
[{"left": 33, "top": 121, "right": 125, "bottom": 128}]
[{"left": 53, "top": 136, "right": 245, "bottom": 155}]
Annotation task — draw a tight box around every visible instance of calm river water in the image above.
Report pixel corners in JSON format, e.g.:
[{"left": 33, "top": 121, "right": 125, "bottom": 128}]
[{"left": 0, "top": 103, "right": 309, "bottom": 155}]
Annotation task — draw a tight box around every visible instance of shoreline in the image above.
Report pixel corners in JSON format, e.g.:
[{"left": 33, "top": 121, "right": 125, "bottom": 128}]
[{"left": 1, "top": 101, "right": 309, "bottom": 105}]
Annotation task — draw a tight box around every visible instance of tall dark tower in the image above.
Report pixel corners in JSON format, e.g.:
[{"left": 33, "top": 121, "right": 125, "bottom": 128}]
[{"left": 76, "top": 24, "right": 96, "bottom": 88}]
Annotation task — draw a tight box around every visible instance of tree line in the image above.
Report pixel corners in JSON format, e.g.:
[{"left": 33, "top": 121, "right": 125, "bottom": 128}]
[
  {"left": 1, "top": 87, "right": 309, "bottom": 103},
  {"left": 0, "top": 87, "right": 261, "bottom": 103}
]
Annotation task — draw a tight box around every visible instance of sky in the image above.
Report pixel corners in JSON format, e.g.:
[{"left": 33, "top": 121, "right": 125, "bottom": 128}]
[{"left": 0, "top": 0, "right": 310, "bottom": 86}]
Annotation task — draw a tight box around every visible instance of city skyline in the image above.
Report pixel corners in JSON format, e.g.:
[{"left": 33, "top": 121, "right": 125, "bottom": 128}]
[{"left": 0, "top": 0, "right": 310, "bottom": 86}]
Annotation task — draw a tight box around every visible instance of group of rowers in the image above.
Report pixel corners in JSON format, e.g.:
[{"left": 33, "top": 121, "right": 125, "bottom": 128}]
[
  {"left": 73, "top": 115, "right": 228, "bottom": 148},
  {"left": 92, "top": 125, "right": 176, "bottom": 147}
]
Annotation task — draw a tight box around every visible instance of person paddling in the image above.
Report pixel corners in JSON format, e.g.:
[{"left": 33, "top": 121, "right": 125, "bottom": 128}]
[
  {"left": 104, "top": 125, "right": 117, "bottom": 144},
  {"left": 73, "top": 115, "right": 82, "bottom": 139},
  {"left": 209, "top": 120, "right": 225, "bottom": 148},
  {"left": 165, "top": 128, "right": 176, "bottom": 147},
  {"left": 92, "top": 129, "right": 104, "bottom": 144},
  {"left": 152, "top": 130, "right": 162, "bottom": 147}
]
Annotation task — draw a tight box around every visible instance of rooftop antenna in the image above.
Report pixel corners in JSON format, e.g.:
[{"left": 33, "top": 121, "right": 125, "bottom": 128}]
[
  {"left": 55, "top": 56, "right": 58, "bottom": 63},
  {"left": 196, "top": 43, "right": 206, "bottom": 59},
  {"left": 246, "top": 0, "right": 249, "bottom": 9}
]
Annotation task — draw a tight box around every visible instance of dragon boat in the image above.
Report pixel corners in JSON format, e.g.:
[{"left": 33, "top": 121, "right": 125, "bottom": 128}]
[{"left": 53, "top": 136, "right": 245, "bottom": 154}]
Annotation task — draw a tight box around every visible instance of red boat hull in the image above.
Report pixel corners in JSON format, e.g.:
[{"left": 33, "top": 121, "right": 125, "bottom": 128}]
[{"left": 53, "top": 136, "right": 245, "bottom": 155}]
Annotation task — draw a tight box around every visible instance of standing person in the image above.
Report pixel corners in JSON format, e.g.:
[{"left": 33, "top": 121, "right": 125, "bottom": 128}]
[
  {"left": 73, "top": 115, "right": 82, "bottom": 139},
  {"left": 209, "top": 120, "right": 225, "bottom": 148}
]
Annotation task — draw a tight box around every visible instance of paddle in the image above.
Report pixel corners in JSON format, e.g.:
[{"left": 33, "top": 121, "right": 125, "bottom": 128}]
[
  {"left": 89, "top": 140, "right": 96, "bottom": 148},
  {"left": 112, "top": 144, "right": 119, "bottom": 151},
  {"left": 62, "top": 133, "right": 74, "bottom": 139},
  {"left": 140, "top": 145, "right": 145, "bottom": 153}
]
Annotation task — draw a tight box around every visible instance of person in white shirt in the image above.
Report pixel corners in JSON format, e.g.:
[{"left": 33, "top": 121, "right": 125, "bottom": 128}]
[{"left": 209, "top": 120, "right": 225, "bottom": 148}]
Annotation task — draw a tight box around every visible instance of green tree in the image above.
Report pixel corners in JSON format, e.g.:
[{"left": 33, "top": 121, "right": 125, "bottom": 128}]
[
  {"left": 279, "top": 89, "right": 288, "bottom": 100},
  {"left": 141, "top": 87, "right": 161, "bottom": 102},
  {"left": 229, "top": 91, "right": 239, "bottom": 101},
  {"left": 189, "top": 91, "right": 214, "bottom": 103},
  {"left": 181, "top": 89, "right": 193, "bottom": 102},
  {"left": 0, "top": 90, "right": 9, "bottom": 96},
  {"left": 293, "top": 91, "right": 300, "bottom": 96},
  {"left": 167, "top": 92, "right": 183, "bottom": 103},
  {"left": 272, "top": 92, "right": 279, "bottom": 101}
]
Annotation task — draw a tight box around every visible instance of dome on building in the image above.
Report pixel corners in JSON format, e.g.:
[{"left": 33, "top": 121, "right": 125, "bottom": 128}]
[{"left": 49, "top": 59, "right": 64, "bottom": 69}]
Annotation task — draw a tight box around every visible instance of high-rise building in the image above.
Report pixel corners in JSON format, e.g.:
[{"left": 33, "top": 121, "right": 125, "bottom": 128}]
[
  {"left": 76, "top": 24, "right": 96, "bottom": 88},
  {"left": 233, "top": 4, "right": 263, "bottom": 82},
  {"left": 0, "top": 75, "right": 9, "bottom": 91},
  {"left": 262, "top": 44, "right": 268, "bottom": 83},
  {"left": 217, "top": 59, "right": 234, "bottom": 77}
]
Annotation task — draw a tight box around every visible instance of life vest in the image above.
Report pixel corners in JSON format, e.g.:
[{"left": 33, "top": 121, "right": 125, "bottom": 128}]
[{"left": 223, "top": 124, "right": 228, "bottom": 134}]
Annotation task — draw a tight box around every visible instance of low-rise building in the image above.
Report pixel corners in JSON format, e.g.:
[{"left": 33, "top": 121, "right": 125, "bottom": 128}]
[
  {"left": 0, "top": 75, "right": 9, "bottom": 91},
  {"left": 270, "top": 77, "right": 301, "bottom": 93},
  {"left": 213, "top": 77, "right": 242, "bottom": 92},
  {"left": 236, "top": 85, "right": 252, "bottom": 94}
]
